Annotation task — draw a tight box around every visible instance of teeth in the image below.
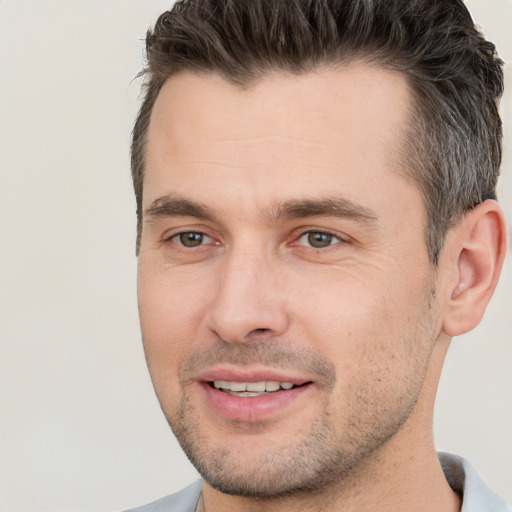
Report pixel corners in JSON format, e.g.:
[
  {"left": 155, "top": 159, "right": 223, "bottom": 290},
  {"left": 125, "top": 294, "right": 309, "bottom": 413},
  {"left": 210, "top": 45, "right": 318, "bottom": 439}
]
[
  {"left": 265, "top": 381, "right": 280, "bottom": 392},
  {"left": 212, "top": 380, "right": 296, "bottom": 393},
  {"left": 246, "top": 382, "right": 266, "bottom": 392}
]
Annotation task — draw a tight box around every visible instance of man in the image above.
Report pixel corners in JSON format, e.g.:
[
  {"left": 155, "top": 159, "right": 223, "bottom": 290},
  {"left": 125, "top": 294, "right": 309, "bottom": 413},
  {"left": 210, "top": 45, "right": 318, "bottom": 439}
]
[{"left": 127, "top": 0, "right": 510, "bottom": 510}]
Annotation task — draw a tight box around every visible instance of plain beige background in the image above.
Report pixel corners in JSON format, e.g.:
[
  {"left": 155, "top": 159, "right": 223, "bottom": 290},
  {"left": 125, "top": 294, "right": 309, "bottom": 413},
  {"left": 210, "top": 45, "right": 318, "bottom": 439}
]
[{"left": 0, "top": 1, "right": 511, "bottom": 510}]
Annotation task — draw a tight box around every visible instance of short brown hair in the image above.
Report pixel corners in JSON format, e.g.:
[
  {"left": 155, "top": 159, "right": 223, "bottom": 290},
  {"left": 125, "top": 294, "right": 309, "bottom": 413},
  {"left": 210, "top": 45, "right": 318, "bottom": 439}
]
[{"left": 131, "top": 0, "right": 504, "bottom": 263}]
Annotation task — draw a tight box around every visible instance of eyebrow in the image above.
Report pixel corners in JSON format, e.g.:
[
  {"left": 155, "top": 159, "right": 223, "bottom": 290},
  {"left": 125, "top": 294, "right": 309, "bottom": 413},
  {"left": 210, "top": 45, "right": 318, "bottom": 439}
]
[
  {"left": 144, "top": 195, "right": 215, "bottom": 222},
  {"left": 143, "top": 194, "right": 379, "bottom": 226},
  {"left": 267, "top": 197, "right": 379, "bottom": 225}
]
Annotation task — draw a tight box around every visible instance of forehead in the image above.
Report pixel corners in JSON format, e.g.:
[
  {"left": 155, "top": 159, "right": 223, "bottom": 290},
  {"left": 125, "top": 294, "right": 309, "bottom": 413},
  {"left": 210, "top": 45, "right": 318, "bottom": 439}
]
[{"left": 144, "top": 65, "right": 416, "bottom": 217}]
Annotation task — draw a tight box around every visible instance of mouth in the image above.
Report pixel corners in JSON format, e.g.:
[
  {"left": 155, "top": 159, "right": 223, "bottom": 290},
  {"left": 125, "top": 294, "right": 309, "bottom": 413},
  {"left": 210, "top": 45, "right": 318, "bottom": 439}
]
[
  {"left": 209, "top": 380, "right": 309, "bottom": 397},
  {"left": 198, "top": 372, "right": 314, "bottom": 422}
]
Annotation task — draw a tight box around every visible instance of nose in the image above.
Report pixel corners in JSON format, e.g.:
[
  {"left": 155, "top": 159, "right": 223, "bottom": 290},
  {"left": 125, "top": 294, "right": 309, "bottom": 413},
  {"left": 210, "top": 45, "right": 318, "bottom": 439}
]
[{"left": 205, "top": 246, "right": 290, "bottom": 343}]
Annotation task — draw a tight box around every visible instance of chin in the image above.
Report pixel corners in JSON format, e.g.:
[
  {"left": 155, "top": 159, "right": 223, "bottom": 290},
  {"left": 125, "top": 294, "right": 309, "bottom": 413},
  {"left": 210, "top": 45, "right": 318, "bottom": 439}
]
[{"left": 166, "top": 399, "right": 392, "bottom": 499}]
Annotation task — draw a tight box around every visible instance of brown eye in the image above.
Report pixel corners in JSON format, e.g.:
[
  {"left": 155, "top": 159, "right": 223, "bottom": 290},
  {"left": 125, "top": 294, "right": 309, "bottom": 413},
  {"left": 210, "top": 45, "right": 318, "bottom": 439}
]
[{"left": 177, "top": 232, "right": 206, "bottom": 247}]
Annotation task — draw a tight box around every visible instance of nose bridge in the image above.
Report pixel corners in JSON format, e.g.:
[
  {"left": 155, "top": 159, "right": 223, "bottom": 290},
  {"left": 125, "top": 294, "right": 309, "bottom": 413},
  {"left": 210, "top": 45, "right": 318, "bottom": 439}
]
[{"left": 206, "top": 240, "right": 289, "bottom": 343}]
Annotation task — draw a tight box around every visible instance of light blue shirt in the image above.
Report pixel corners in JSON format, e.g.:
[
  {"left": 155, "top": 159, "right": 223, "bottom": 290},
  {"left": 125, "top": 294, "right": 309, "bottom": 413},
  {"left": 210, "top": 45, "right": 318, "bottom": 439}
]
[
  {"left": 439, "top": 453, "right": 511, "bottom": 512},
  {"left": 124, "top": 453, "right": 511, "bottom": 511}
]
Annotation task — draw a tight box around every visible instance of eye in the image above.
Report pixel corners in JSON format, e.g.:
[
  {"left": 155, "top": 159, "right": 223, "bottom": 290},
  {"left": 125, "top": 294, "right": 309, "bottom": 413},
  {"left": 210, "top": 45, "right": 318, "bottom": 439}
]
[
  {"left": 172, "top": 231, "right": 212, "bottom": 248},
  {"left": 298, "top": 231, "right": 341, "bottom": 249}
]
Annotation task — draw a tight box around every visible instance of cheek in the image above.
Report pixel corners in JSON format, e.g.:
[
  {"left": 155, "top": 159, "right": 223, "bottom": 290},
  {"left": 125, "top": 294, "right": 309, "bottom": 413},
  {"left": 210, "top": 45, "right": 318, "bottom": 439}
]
[
  {"left": 296, "top": 278, "right": 435, "bottom": 436},
  {"left": 291, "top": 266, "right": 397, "bottom": 340},
  {"left": 137, "top": 263, "right": 212, "bottom": 385},
  {"left": 291, "top": 265, "right": 432, "bottom": 382}
]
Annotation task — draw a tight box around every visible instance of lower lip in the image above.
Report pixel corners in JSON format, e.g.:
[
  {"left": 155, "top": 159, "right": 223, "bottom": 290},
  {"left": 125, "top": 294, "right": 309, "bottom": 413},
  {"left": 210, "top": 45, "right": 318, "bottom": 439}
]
[{"left": 200, "top": 382, "right": 312, "bottom": 422}]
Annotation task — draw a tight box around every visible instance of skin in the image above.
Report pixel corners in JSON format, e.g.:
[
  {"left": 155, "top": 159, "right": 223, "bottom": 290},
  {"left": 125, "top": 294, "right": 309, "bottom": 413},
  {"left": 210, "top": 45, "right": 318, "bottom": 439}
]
[{"left": 137, "top": 65, "right": 506, "bottom": 512}]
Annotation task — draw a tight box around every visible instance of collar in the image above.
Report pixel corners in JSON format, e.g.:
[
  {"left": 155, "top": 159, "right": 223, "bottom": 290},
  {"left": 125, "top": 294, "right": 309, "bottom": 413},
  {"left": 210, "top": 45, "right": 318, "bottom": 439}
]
[{"left": 439, "top": 452, "right": 511, "bottom": 511}]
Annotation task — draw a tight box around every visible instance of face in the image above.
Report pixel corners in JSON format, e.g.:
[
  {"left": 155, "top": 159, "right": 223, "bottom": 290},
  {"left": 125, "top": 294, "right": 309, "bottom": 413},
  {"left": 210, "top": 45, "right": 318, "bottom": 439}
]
[{"left": 138, "top": 66, "right": 443, "bottom": 497}]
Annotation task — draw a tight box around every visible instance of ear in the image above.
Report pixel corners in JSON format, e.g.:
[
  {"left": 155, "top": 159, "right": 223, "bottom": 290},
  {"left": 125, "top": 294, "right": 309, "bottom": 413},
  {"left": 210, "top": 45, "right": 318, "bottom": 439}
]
[{"left": 442, "top": 200, "right": 508, "bottom": 337}]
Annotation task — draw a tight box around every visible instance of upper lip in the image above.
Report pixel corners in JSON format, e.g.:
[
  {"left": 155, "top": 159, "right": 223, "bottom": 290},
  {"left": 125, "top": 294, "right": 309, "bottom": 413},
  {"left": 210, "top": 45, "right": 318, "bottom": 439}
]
[{"left": 197, "top": 366, "right": 313, "bottom": 386}]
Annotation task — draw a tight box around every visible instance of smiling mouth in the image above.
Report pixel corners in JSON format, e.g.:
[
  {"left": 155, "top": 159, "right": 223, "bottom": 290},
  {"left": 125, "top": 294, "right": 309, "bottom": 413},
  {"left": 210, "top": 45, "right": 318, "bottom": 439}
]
[{"left": 209, "top": 380, "right": 310, "bottom": 397}]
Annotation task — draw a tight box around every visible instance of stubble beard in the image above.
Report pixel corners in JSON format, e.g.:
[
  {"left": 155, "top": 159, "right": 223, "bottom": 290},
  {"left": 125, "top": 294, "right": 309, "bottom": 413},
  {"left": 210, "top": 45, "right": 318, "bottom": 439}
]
[
  {"left": 155, "top": 282, "right": 440, "bottom": 499},
  {"left": 169, "top": 391, "right": 410, "bottom": 499},
  {"left": 163, "top": 349, "right": 437, "bottom": 497}
]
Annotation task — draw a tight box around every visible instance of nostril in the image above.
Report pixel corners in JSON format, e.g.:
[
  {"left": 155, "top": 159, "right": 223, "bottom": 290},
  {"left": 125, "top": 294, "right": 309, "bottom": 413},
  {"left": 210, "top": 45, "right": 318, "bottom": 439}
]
[{"left": 251, "top": 328, "right": 270, "bottom": 334}]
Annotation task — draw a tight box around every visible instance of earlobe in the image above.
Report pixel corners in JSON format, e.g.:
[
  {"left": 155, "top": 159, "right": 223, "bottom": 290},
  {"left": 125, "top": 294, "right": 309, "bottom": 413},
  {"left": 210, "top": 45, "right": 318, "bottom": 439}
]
[{"left": 442, "top": 200, "right": 508, "bottom": 337}]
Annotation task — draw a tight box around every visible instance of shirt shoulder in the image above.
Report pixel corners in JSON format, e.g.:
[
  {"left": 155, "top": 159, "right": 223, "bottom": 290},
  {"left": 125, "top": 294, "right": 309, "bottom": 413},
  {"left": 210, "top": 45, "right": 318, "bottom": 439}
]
[
  {"left": 439, "top": 452, "right": 512, "bottom": 512},
  {"left": 122, "top": 480, "right": 202, "bottom": 512}
]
